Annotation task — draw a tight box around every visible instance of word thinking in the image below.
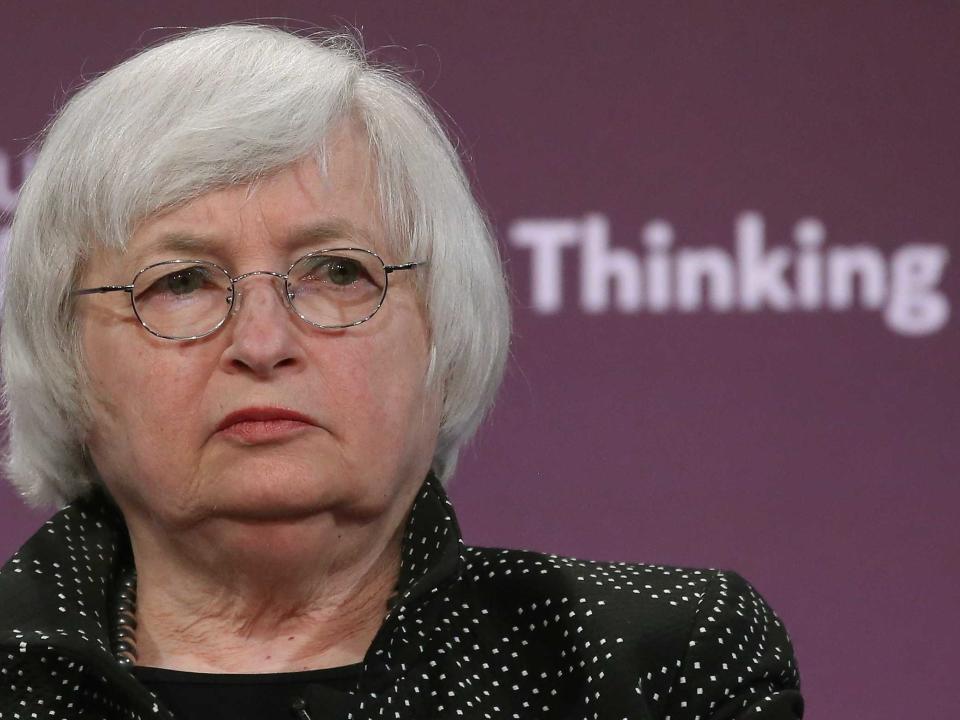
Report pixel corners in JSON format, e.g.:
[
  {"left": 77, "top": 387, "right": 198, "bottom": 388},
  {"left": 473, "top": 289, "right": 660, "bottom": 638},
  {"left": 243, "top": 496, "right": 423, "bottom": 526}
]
[{"left": 510, "top": 213, "right": 950, "bottom": 336}]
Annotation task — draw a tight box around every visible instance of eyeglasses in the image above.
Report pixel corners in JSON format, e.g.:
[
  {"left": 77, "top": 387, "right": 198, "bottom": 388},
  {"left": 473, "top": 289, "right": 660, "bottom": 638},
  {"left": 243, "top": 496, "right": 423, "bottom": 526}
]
[{"left": 72, "top": 248, "right": 427, "bottom": 341}]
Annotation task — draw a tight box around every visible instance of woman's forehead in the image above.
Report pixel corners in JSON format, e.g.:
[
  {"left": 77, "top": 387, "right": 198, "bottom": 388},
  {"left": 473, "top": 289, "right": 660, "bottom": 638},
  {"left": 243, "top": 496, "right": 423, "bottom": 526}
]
[{"left": 102, "top": 154, "right": 396, "bottom": 274}]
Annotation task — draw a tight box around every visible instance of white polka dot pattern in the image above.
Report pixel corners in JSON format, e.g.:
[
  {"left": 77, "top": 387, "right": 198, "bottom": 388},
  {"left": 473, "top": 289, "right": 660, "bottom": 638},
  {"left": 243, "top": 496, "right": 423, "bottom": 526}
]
[{"left": 0, "top": 477, "right": 802, "bottom": 719}]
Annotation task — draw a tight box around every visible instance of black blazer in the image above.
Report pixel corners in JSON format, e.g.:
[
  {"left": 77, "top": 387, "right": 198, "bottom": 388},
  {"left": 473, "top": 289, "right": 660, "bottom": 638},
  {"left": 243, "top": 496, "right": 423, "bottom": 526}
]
[{"left": 0, "top": 475, "right": 803, "bottom": 719}]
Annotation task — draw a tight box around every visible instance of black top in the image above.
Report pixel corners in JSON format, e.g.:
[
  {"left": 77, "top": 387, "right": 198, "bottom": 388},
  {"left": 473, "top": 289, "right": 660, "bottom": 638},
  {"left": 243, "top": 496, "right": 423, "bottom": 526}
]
[
  {"left": 0, "top": 474, "right": 803, "bottom": 719},
  {"left": 132, "top": 664, "right": 363, "bottom": 720}
]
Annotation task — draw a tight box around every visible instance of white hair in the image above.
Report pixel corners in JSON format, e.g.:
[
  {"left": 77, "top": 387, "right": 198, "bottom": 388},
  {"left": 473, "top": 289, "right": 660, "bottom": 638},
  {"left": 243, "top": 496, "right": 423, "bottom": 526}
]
[{"left": 1, "top": 24, "right": 511, "bottom": 508}]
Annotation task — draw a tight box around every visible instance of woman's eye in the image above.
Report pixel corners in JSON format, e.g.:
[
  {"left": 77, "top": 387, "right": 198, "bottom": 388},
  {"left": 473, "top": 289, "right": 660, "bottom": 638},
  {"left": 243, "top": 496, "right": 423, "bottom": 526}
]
[
  {"left": 302, "top": 257, "right": 368, "bottom": 286},
  {"left": 325, "top": 258, "right": 362, "bottom": 285},
  {"left": 137, "top": 266, "right": 214, "bottom": 300},
  {"left": 162, "top": 268, "right": 208, "bottom": 295}
]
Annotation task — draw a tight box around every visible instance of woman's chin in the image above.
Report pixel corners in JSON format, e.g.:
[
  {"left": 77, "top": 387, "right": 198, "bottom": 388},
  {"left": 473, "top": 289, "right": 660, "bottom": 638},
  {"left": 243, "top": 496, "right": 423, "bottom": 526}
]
[
  {"left": 200, "top": 478, "right": 346, "bottom": 522},
  {"left": 193, "top": 453, "right": 346, "bottom": 508},
  {"left": 190, "top": 475, "right": 390, "bottom": 528}
]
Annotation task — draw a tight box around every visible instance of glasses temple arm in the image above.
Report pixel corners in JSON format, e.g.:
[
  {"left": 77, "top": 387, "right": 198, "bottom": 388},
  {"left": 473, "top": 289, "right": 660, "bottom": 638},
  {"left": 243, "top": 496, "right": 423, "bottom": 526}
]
[
  {"left": 71, "top": 285, "right": 134, "bottom": 296},
  {"left": 384, "top": 260, "right": 428, "bottom": 274}
]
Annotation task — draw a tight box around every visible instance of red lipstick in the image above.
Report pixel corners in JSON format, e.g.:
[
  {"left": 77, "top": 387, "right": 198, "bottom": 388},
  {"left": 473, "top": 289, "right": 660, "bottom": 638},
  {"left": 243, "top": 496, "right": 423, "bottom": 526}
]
[{"left": 215, "top": 407, "right": 317, "bottom": 443}]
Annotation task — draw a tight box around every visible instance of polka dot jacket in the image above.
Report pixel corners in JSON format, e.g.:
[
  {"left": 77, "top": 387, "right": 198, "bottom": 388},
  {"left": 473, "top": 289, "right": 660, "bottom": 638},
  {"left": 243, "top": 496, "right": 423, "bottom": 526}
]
[{"left": 0, "top": 474, "right": 802, "bottom": 719}]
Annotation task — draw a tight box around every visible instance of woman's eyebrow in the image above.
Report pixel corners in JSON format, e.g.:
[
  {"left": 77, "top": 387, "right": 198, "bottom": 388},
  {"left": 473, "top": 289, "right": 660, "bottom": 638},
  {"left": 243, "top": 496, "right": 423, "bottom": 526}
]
[
  {"left": 124, "top": 232, "right": 223, "bottom": 271},
  {"left": 288, "top": 219, "right": 377, "bottom": 249},
  {"left": 127, "top": 219, "right": 378, "bottom": 269},
  {"left": 150, "top": 232, "right": 218, "bottom": 256}
]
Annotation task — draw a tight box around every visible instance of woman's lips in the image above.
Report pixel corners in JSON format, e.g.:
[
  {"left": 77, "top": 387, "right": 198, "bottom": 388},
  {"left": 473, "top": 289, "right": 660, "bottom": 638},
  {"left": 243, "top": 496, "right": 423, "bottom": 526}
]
[
  {"left": 215, "top": 408, "right": 317, "bottom": 444},
  {"left": 219, "top": 418, "right": 313, "bottom": 443}
]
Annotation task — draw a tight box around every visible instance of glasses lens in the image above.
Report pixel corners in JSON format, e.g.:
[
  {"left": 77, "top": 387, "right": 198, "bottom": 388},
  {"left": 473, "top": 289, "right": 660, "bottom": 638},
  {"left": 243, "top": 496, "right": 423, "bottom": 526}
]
[
  {"left": 287, "top": 249, "right": 387, "bottom": 328},
  {"left": 132, "top": 261, "right": 232, "bottom": 339}
]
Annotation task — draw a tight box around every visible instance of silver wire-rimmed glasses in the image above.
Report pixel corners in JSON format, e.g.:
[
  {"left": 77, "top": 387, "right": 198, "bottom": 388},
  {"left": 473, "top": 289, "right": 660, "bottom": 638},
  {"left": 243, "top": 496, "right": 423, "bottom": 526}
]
[{"left": 72, "top": 248, "right": 427, "bottom": 340}]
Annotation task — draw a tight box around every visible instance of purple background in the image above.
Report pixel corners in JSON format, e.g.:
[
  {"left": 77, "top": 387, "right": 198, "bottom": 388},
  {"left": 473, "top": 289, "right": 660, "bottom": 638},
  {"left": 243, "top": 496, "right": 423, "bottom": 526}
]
[{"left": 2, "top": 3, "right": 959, "bottom": 718}]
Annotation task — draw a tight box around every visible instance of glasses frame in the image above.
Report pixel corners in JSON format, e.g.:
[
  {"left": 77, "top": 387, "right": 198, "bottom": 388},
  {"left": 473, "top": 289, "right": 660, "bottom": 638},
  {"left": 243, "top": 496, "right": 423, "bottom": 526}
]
[{"left": 71, "top": 247, "right": 427, "bottom": 341}]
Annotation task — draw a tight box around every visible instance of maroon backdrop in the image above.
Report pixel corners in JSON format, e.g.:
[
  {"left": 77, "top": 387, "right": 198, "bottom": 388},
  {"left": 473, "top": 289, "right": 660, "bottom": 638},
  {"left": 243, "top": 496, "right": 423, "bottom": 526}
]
[{"left": 2, "top": 3, "right": 959, "bottom": 718}]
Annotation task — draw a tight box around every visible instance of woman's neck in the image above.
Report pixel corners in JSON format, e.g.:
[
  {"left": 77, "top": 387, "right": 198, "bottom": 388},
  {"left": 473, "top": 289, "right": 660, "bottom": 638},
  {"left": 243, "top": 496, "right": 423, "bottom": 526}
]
[{"left": 125, "top": 512, "right": 403, "bottom": 673}]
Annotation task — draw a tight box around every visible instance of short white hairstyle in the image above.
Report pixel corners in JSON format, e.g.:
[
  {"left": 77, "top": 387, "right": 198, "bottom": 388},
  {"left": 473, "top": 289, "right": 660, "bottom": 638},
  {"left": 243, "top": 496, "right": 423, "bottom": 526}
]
[{"left": 1, "top": 24, "right": 510, "bottom": 508}]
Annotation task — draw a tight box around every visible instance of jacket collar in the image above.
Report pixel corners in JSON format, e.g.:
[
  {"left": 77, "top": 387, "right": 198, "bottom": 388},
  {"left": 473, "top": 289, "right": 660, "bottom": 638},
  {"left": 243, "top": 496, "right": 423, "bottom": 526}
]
[
  {"left": 0, "top": 472, "right": 465, "bottom": 671},
  {"left": 395, "top": 473, "right": 466, "bottom": 610}
]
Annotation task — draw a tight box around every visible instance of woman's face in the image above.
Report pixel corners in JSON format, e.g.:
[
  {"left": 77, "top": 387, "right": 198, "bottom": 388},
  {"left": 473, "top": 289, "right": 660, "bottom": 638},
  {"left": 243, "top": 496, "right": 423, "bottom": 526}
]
[{"left": 78, "top": 126, "right": 441, "bottom": 544}]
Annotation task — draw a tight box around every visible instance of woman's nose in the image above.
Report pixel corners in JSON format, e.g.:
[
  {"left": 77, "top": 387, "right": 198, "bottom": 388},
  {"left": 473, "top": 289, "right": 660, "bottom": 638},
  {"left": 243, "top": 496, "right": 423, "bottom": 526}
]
[
  {"left": 229, "top": 273, "right": 292, "bottom": 319},
  {"left": 220, "top": 275, "right": 305, "bottom": 376}
]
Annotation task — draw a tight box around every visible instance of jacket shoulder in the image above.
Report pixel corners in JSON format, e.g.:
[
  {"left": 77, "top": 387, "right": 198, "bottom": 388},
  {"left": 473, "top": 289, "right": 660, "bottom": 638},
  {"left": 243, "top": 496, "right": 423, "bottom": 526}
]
[
  {"left": 461, "top": 547, "right": 803, "bottom": 718},
  {"left": 463, "top": 545, "right": 718, "bottom": 610}
]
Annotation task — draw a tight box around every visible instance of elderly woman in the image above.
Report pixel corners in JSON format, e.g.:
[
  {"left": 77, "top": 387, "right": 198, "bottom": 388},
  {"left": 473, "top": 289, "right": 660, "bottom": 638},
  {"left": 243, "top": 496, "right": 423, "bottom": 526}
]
[{"left": 0, "top": 24, "right": 802, "bottom": 720}]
